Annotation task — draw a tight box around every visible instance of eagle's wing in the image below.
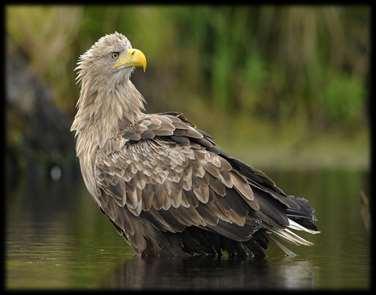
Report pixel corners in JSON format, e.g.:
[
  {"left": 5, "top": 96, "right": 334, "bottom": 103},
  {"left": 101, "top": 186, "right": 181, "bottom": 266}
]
[
  {"left": 94, "top": 114, "right": 280, "bottom": 247},
  {"left": 95, "top": 113, "right": 317, "bottom": 256}
]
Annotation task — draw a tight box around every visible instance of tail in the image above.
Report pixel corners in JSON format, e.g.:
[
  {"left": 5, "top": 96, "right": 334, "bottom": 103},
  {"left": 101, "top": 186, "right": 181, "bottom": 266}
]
[
  {"left": 218, "top": 154, "right": 319, "bottom": 255},
  {"left": 266, "top": 196, "right": 320, "bottom": 255}
]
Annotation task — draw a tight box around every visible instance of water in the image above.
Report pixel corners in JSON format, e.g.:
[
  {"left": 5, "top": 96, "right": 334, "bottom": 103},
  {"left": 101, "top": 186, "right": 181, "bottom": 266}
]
[{"left": 6, "top": 169, "right": 370, "bottom": 289}]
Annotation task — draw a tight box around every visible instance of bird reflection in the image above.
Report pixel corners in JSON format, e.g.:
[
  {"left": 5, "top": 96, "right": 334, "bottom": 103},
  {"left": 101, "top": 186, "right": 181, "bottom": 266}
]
[{"left": 101, "top": 256, "right": 315, "bottom": 289}]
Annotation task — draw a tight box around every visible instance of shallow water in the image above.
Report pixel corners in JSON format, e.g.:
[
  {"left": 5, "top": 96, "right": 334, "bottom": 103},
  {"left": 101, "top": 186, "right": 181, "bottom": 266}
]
[{"left": 6, "top": 169, "right": 370, "bottom": 289}]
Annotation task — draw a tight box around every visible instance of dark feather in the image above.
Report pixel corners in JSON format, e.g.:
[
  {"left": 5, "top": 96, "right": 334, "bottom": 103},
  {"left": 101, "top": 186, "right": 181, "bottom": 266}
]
[{"left": 94, "top": 112, "right": 318, "bottom": 257}]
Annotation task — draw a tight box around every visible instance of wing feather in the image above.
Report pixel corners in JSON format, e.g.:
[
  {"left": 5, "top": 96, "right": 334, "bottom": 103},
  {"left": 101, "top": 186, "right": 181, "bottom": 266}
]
[
  {"left": 95, "top": 114, "right": 262, "bottom": 242},
  {"left": 94, "top": 112, "right": 317, "bottom": 254}
]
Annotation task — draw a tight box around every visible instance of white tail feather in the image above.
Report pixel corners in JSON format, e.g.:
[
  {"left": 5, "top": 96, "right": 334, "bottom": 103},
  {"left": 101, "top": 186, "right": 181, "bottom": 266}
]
[
  {"left": 270, "top": 228, "right": 313, "bottom": 246},
  {"left": 267, "top": 218, "right": 320, "bottom": 247},
  {"left": 267, "top": 219, "right": 319, "bottom": 255},
  {"left": 288, "top": 219, "right": 320, "bottom": 234},
  {"left": 284, "top": 228, "right": 313, "bottom": 245}
]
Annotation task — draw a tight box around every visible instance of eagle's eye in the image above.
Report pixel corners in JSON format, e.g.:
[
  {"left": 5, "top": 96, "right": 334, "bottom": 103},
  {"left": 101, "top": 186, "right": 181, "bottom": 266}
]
[{"left": 111, "top": 52, "right": 119, "bottom": 60}]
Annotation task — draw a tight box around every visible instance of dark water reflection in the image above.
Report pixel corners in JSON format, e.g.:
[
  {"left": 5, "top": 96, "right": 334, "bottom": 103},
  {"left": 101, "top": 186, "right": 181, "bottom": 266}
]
[
  {"left": 6, "top": 169, "right": 370, "bottom": 289},
  {"left": 101, "top": 256, "right": 315, "bottom": 289}
]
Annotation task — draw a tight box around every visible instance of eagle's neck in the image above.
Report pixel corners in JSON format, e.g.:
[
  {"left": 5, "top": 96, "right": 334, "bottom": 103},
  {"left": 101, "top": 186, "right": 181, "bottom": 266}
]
[
  {"left": 71, "top": 79, "right": 145, "bottom": 198},
  {"left": 71, "top": 80, "right": 145, "bottom": 156}
]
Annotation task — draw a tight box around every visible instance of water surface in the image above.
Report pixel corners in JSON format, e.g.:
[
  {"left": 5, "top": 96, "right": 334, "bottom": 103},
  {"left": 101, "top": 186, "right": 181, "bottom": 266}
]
[{"left": 6, "top": 169, "right": 370, "bottom": 289}]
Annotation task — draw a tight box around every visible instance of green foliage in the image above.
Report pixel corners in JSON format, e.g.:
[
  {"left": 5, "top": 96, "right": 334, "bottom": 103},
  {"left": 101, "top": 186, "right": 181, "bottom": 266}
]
[
  {"left": 241, "top": 51, "right": 268, "bottom": 112},
  {"left": 322, "top": 72, "right": 365, "bottom": 125},
  {"left": 6, "top": 5, "right": 369, "bottom": 131}
]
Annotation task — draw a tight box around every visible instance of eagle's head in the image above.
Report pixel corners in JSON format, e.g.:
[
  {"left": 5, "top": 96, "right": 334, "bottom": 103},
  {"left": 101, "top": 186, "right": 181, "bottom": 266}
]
[{"left": 75, "top": 32, "right": 147, "bottom": 89}]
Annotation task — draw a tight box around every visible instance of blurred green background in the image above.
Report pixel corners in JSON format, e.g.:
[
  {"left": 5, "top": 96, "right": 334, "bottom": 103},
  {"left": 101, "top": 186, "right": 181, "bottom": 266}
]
[{"left": 6, "top": 5, "right": 369, "bottom": 172}]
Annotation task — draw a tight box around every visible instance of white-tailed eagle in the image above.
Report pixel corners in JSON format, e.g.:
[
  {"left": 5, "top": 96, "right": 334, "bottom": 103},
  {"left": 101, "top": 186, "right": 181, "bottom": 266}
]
[{"left": 71, "top": 32, "right": 319, "bottom": 258}]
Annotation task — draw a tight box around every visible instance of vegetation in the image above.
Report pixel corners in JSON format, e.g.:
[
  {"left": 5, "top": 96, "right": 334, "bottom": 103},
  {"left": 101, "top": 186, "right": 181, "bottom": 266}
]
[{"left": 6, "top": 5, "right": 370, "bottom": 169}]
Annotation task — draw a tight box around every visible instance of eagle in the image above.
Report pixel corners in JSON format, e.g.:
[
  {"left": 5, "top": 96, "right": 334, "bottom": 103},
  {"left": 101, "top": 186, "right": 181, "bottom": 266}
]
[{"left": 71, "top": 32, "right": 319, "bottom": 259}]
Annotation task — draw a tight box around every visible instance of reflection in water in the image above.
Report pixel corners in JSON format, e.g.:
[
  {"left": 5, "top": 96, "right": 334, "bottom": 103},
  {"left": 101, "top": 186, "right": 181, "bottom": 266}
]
[
  {"left": 6, "top": 169, "right": 369, "bottom": 289},
  {"left": 102, "top": 256, "right": 315, "bottom": 289}
]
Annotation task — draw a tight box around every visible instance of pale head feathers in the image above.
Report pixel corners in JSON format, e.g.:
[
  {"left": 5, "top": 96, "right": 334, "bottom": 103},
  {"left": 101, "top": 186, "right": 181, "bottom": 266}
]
[
  {"left": 75, "top": 32, "right": 133, "bottom": 86},
  {"left": 71, "top": 32, "right": 146, "bottom": 158}
]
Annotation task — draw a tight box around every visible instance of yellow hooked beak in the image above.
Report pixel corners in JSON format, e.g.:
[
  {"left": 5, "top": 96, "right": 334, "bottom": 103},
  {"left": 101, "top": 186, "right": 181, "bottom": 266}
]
[{"left": 113, "top": 48, "right": 147, "bottom": 72}]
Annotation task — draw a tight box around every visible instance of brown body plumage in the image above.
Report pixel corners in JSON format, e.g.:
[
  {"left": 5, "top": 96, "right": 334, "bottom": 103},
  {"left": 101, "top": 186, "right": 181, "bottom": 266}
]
[{"left": 71, "top": 32, "right": 319, "bottom": 258}]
